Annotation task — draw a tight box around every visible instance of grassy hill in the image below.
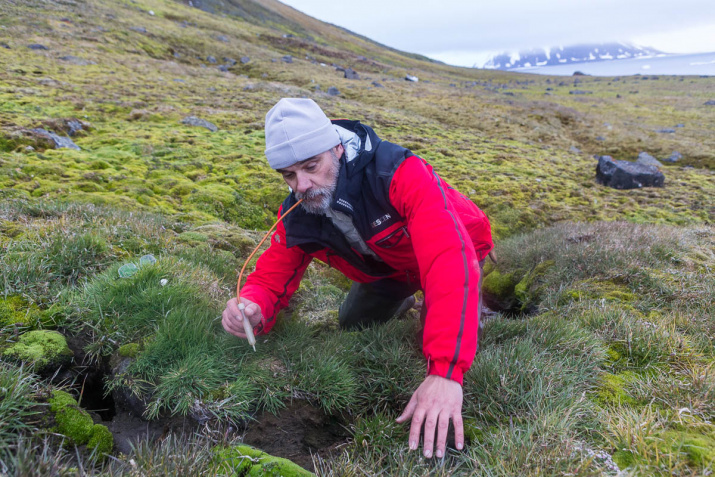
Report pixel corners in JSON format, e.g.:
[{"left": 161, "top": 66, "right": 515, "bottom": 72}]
[{"left": 0, "top": 0, "right": 713, "bottom": 475}]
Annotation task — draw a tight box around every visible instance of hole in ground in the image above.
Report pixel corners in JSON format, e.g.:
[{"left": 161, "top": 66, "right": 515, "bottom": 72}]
[
  {"left": 242, "top": 400, "right": 351, "bottom": 471},
  {"left": 61, "top": 333, "right": 116, "bottom": 421}
]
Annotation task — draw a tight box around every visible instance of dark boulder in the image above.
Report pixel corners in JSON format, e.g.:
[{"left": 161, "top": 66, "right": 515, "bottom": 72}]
[
  {"left": 327, "top": 86, "right": 340, "bottom": 96},
  {"left": 371, "top": 81, "right": 384, "bottom": 88},
  {"left": 240, "top": 56, "right": 250, "bottom": 64},
  {"left": 181, "top": 116, "right": 218, "bottom": 132},
  {"left": 343, "top": 67, "right": 359, "bottom": 80},
  {"left": 569, "top": 90, "right": 592, "bottom": 95},
  {"left": 59, "top": 56, "right": 95, "bottom": 66},
  {"left": 281, "top": 55, "right": 293, "bottom": 63},
  {"left": 596, "top": 156, "right": 665, "bottom": 189},
  {"left": 663, "top": 151, "right": 682, "bottom": 163},
  {"left": 704, "top": 100, "right": 715, "bottom": 106},
  {"left": 656, "top": 128, "right": 676, "bottom": 133},
  {"left": 28, "top": 44, "right": 49, "bottom": 50},
  {"left": 28, "top": 128, "right": 80, "bottom": 150},
  {"left": 207, "top": 56, "right": 217, "bottom": 64}
]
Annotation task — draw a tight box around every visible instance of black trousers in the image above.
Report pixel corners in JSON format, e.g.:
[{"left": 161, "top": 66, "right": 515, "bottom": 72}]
[{"left": 337, "top": 261, "right": 486, "bottom": 351}]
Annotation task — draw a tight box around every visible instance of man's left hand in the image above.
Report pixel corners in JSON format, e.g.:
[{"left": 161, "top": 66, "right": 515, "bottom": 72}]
[{"left": 396, "top": 374, "right": 464, "bottom": 458}]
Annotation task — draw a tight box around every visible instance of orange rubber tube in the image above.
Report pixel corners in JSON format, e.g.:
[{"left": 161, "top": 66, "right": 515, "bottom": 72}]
[{"left": 236, "top": 198, "right": 304, "bottom": 301}]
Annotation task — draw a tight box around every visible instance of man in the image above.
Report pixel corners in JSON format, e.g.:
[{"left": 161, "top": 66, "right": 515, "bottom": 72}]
[{"left": 222, "top": 98, "right": 493, "bottom": 459}]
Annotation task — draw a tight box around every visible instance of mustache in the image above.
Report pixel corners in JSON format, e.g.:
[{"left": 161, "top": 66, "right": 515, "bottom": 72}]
[{"left": 295, "top": 187, "right": 331, "bottom": 200}]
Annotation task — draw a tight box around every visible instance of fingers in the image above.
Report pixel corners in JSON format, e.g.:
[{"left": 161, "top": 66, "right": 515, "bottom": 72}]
[
  {"left": 435, "top": 411, "right": 451, "bottom": 458},
  {"left": 221, "top": 309, "right": 246, "bottom": 338},
  {"left": 452, "top": 413, "right": 464, "bottom": 451},
  {"left": 409, "top": 407, "right": 427, "bottom": 454},
  {"left": 421, "top": 410, "right": 438, "bottom": 458},
  {"left": 395, "top": 395, "right": 416, "bottom": 424}
]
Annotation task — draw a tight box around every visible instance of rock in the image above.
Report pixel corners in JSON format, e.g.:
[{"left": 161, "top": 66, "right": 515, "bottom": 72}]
[
  {"left": 109, "top": 353, "right": 150, "bottom": 418},
  {"left": 405, "top": 74, "right": 419, "bottom": 82},
  {"left": 596, "top": 136, "right": 606, "bottom": 141},
  {"left": 596, "top": 155, "right": 665, "bottom": 189},
  {"left": 570, "top": 90, "right": 592, "bottom": 95},
  {"left": 675, "top": 123, "right": 685, "bottom": 128},
  {"left": 240, "top": 56, "right": 250, "bottom": 64},
  {"left": 216, "top": 35, "right": 229, "bottom": 42},
  {"left": 181, "top": 116, "right": 218, "bottom": 132},
  {"left": 704, "top": 100, "right": 715, "bottom": 106},
  {"left": 41, "top": 118, "right": 89, "bottom": 136},
  {"left": 636, "top": 152, "right": 662, "bottom": 167},
  {"left": 223, "top": 57, "right": 237, "bottom": 66},
  {"left": 218, "top": 65, "right": 229, "bottom": 72},
  {"left": 343, "top": 67, "right": 359, "bottom": 80},
  {"left": 207, "top": 55, "right": 217, "bottom": 64},
  {"left": 371, "top": 81, "right": 384, "bottom": 88},
  {"left": 569, "top": 146, "right": 581, "bottom": 154},
  {"left": 3, "top": 330, "right": 73, "bottom": 371},
  {"left": 281, "top": 55, "right": 293, "bottom": 63},
  {"left": 28, "top": 44, "right": 49, "bottom": 50},
  {"left": 573, "top": 71, "right": 586, "bottom": 76},
  {"left": 129, "top": 26, "right": 147, "bottom": 33},
  {"left": 663, "top": 151, "right": 682, "bottom": 163},
  {"left": 656, "top": 128, "right": 676, "bottom": 133},
  {"left": 58, "top": 55, "right": 95, "bottom": 66},
  {"left": 28, "top": 128, "right": 81, "bottom": 150},
  {"left": 25, "top": 146, "right": 35, "bottom": 152},
  {"left": 1, "top": 43, "right": 10, "bottom": 49},
  {"left": 327, "top": 86, "right": 340, "bottom": 96}
]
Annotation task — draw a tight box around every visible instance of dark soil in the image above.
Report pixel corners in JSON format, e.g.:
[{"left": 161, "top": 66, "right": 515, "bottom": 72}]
[
  {"left": 106, "top": 411, "right": 197, "bottom": 455},
  {"left": 242, "top": 400, "right": 351, "bottom": 471}
]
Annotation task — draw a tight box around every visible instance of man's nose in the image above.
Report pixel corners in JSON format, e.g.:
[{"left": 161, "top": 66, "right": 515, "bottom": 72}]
[{"left": 295, "top": 173, "right": 312, "bottom": 194}]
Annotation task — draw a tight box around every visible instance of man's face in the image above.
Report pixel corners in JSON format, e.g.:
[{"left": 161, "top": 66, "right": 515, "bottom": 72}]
[{"left": 277, "top": 144, "right": 344, "bottom": 214}]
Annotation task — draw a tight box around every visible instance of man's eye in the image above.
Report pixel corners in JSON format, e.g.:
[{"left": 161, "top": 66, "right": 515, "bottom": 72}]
[
  {"left": 305, "top": 164, "right": 317, "bottom": 171},
  {"left": 282, "top": 173, "right": 294, "bottom": 180}
]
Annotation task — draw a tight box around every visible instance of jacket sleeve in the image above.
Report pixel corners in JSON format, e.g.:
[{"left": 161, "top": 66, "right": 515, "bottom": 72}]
[
  {"left": 389, "top": 156, "right": 481, "bottom": 385},
  {"left": 239, "top": 209, "right": 312, "bottom": 335}
]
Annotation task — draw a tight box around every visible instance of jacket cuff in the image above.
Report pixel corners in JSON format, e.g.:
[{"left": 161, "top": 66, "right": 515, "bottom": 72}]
[
  {"left": 238, "top": 285, "right": 275, "bottom": 335},
  {"left": 427, "top": 359, "right": 465, "bottom": 386}
]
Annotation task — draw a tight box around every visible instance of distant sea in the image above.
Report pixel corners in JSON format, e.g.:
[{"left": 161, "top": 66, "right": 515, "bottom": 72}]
[{"left": 504, "top": 52, "right": 715, "bottom": 76}]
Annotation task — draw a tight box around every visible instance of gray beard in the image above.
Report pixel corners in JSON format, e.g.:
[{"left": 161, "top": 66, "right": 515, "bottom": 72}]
[{"left": 295, "top": 151, "right": 340, "bottom": 215}]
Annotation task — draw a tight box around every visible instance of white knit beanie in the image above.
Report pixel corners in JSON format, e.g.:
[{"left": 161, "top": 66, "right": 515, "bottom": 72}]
[{"left": 264, "top": 98, "right": 341, "bottom": 169}]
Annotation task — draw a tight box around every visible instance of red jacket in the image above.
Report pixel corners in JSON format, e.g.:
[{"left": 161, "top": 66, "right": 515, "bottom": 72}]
[{"left": 241, "top": 120, "right": 493, "bottom": 385}]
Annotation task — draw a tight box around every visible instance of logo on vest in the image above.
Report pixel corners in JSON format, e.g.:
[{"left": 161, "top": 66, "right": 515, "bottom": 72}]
[
  {"left": 371, "top": 214, "right": 392, "bottom": 228},
  {"left": 336, "top": 198, "right": 353, "bottom": 211}
]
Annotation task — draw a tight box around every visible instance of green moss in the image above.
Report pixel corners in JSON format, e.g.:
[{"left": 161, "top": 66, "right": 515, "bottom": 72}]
[
  {"left": 118, "top": 343, "right": 140, "bottom": 358},
  {"left": 659, "top": 431, "right": 715, "bottom": 466},
  {"left": 513, "top": 260, "right": 555, "bottom": 310},
  {"left": 558, "top": 279, "right": 636, "bottom": 306},
  {"left": 48, "top": 390, "right": 78, "bottom": 412},
  {"left": 48, "top": 390, "right": 93, "bottom": 444},
  {"left": 87, "top": 424, "right": 114, "bottom": 454},
  {"left": 214, "top": 445, "right": 313, "bottom": 476},
  {"left": 178, "top": 231, "right": 209, "bottom": 243},
  {"left": 612, "top": 449, "right": 635, "bottom": 469},
  {"left": 3, "top": 330, "right": 73, "bottom": 369},
  {"left": 482, "top": 269, "right": 522, "bottom": 311},
  {"left": 594, "top": 372, "right": 637, "bottom": 406}
]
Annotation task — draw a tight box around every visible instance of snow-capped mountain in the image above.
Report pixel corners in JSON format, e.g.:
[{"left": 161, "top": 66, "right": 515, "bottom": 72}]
[{"left": 483, "top": 43, "right": 663, "bottom": 70}]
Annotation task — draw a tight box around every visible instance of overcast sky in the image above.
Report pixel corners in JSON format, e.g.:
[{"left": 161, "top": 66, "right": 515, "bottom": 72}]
[{"left": 279, "top": 0, "right": 715, "bottom": 67}]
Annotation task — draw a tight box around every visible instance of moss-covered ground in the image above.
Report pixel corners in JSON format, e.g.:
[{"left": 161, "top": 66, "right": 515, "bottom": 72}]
[{"left": 0, "top": 0, "right": 713, "bottom": 475}]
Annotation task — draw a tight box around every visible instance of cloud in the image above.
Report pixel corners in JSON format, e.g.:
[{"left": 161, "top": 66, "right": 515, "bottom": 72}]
[{"left": 280, "top": 0, "right": 715, "bottom": 59}]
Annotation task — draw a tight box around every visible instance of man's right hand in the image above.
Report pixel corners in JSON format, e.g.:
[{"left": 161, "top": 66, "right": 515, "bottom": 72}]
[{"left": 222, "top": 297, "right": 263, "bottom": 339}]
